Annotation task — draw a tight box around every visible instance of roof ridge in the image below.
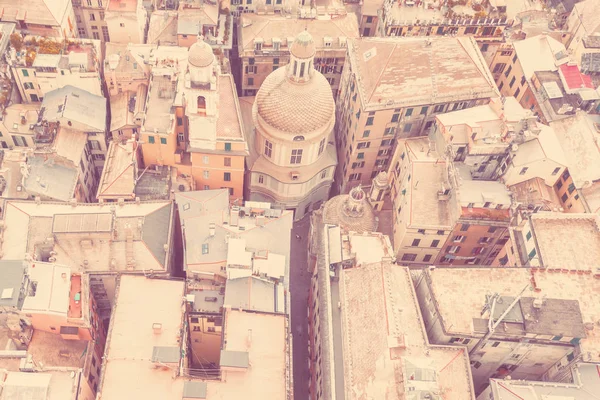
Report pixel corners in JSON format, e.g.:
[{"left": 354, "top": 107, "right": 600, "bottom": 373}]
[{"left": 367, "top": 41, "right": 397, "bottom": 104}]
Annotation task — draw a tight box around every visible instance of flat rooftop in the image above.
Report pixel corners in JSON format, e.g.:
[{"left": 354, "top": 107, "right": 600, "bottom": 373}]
[
  {"left": 217, "top": 75, "right": 244, "bottom": 140},
  {"left": 99, "top": 276, "right": 186, "bottom": 400},
  {"left": 99, "top": 276, "right": 288, "bottom": 400},
  {"left": 487, "top": 362, "right": 600, "bottom": 399},
  {"left": 529, "top": 213, "right": 600, "bottom": 270},
  {"left": 27, "top": 330, "right": 89, "bottom": 368},
  {"left": 348, "top": 36, "right": 498, "bottom": 109},
  {"left": 423, "top": 266, "right": 600, "bottom": 363},
  {"left": 340, "top": 264, "right": 475, "bottom": 399},
  {"left": 409, "top": 161, "right": 454, "bottom": 228},
  {"left": 22, "top": 262, "right": 72, "bottom": 317}
]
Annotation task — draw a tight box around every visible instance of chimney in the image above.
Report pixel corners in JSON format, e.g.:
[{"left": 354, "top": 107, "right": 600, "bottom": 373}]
[
  {"left": 209, "top": 223, "right": 216, "bottom": 237},
  {"left": 118, "top": 198, "right": 125, "bottom": 207},
  {"left": 152, "top": 323, "right": 162, "bottom": 334}
]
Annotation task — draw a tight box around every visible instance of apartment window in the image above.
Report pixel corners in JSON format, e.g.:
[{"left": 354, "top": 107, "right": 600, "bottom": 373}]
[
  {"left": 525, "top": 231, "right": 532, "bottom": 241},
  {"left": 551, "top": 167, "right": 561, "bottom": 176},
  {"left": 460, "top": 224, "right": 469, "bottom": 231},
  {"left": 378, "top": 149, "right": 390, "bottom": 156},
  {"left": 562, "top": 170, "right": 570, "bottom": 180},
  {"left": 528, "top": 248, "right": 537, "bottom": 260},
  {"left": 498, "top": 81, "right": 504, "bottom": 91},
  {"left": 357, "top": 141, "right": 370, "bottom": 149},
  {"left": 273, "top": 58, "right": 279, "bottom": 64},
  {"left": 401, "top": 253, "right": 417, "bottom": 262},
  {"left": 405, "top": 108, "right": 413, "bottom": 117},
  {"left": 90, "top": 13, "right": 96, "bottom": 21},
  {"left": 431, "top": 240, "right": 440, "bottom": 247},
  {"left": 78, "top": 27, "right": 86, "bottom": 36},
  {"left": 245, "top": 65, "right": 257, "bottom": 74},
  {"left": 203, "top": 171, "right": 210, "bottom": 179},
  {"left": 366, "top": 116, "right": 374, "bottom": 126},
  {"left": 264, "top": 140, "right": 272, "bottom": 158},
  {"left": 362, "top": 130, "right": 370, "bottom": 138},
  {"left": 349, "top": 173, "right": 362, "bottom": 181},
  {"left": 177, "top": 117, "right": 183, "bottom": 126},
  {"left": 92, "top": 32, "right": 100, "bottom": 40},
  {"left": 247, "top": 77, "right": 254, "bottom": 86},
  {"left": 391, "top": 113, "right": 400, "bottom": 123},
  {"left": 433, "top": 104, "right": 445, "bottom": 113},
  {"left": 411, "top": 239, "right": 421, "bottom": 247},
  {"left": 203, "top": 156, "right": 209, "bottom": 164},
  {"left": 178, "top": 133, "right": 186, "bottom": 142},
  {"left": 453, "top": 235, "right": 465, "bottom": 242},
  {"left": 224, "top": 157, "right": 231, "bottom": 167},
  {"left": 381, "top": 139, "right": 393, "bottom": 146},
  {"left": 504, "top": 65, "right": 512, "bottom": 78},
  {"left": 446, "top": 245, "right": 461, "bottom": 254},
  {"left": 318, "top": 138, "right": 325, "bottom": 155},
  {"left": 472, "top": 247, "right": 483, "bottom": 255},
  {"left": 224, "top": 142, "right": 232, "bottom": 152},
  {"left": 520, "top": 76, "right": 526, "bottom": 86},
  {"left": 202, "top": 243, "right": 209, "bottom": 254},
  {"left": 420, "top": 106, "right": 428, "bottom": 115},
  {"left": 437, "top": 230, "right": 445, "bottom": 235},
  {"left": 290, "top": 149, "right": 303, "bottom": 164},
  {"left": 258, "top": 175, "right": 264, "bottom": 184},
  {"left": 519, "top": 167, "right": 528, "bottom": 175},
  {"left": 384, "top": 127, "right": 395, "bottom": 136},
  {"left": 88, "top": 140, "right": 101, "bottom": 150},
  {"left": 148, "top": 136, "right": 155, "bottom": 144},
  {"left": 514, "top": 88, "right": 520, "bottom": 98},
  {"left": 481, "top": 43, "right": 489, "bottom": 52},
  {"left": 423, "top": 254, "right": 432, "bottom": 262},
  {"left": 22, "top": 69, "right": 29, "bottom": 77},
  {"left": 120, "top": 23, "right": 125, "bottom": 27},
  {"left": 512, "top": 53, "right": 518, "bottom": 63},
  {"left": 493, "top": 63, "right": 506, "bottom": 74},
  {"left": 357, "top": 152, "right": 364, "bottom": 159},
  {"left": 488, "top": 226, "right": 497, "bottom": 233},
  {"left": 366, "top": 16, "right": 373, "bottom": 23},
  {"left": 509, "top": 76, "right": 516, "bottom": 88},
  {"left": 12, "top": 135, "right": 27, "bottom": 147},
  {"left": 224, "top": 172, "right": 231, "bottom": 181},
  {"left": 403, "top": 123, "right": 412, "bottom": 133},
  {"left": 204, "top": 185, "right": 210, "bottom": 190},
  {"left": 568, "top": 183, "right": 576, "bottom": 194},
  {"left": 160, "top": 138, "right": 167, "bottom": 145},
  {"left": 352, "top": 161, "right": 364, "bottom": 169},
  {"left": 561, "top": 193, "right": 568, "bottom": 202}
]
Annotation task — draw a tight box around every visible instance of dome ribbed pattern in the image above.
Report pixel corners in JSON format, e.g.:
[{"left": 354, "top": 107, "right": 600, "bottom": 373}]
[
  {"left": 255, "top": 67, "right": 334, "bottom": 134},
  {"left": 290, "top": 30, "right": 316, "bottom": 59},
  {"left": 322, "top": 192, "right": 377, "bottom": 233},
  {"left": 188, "top": 40, "right": 214, "bottom": 68}
]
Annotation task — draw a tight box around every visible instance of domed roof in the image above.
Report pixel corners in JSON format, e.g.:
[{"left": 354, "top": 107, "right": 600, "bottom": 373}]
[
  {"left": 322, "top": 186, "right": 377, "bottom": 232},
  {"left": 255, "top": 67, "right": 334, "bottom": 134},
  {"left": 188, "top": 39, "right": 214, "bottom": 68},
  {"left": 290, "top": 30, "right": 316, "bottom": 59}
]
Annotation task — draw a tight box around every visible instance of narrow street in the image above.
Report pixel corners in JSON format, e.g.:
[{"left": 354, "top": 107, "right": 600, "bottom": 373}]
[{"left": 290, "top": 215, "right": 311, "bottom": 400}]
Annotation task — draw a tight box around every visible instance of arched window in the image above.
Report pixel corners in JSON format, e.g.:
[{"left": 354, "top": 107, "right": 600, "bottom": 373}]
[
  {"left": 293, "top": 135, "right": 305, "bottom": 141},
  {"left": 197, "top": 96, "right": 206, "bottom": 115}
]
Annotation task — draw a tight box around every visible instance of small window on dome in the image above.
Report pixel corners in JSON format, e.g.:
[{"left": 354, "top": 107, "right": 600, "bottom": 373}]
[
  {"left": 293, "top": 136, "right": 305, "bottom": 141},
  {"left": 299, "top": 62, "right": 305, "bottom": 78}
]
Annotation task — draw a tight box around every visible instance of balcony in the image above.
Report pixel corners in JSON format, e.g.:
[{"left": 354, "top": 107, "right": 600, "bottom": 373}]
[{"left": 68, "top": 275, "right": 82, "bottom": 319}]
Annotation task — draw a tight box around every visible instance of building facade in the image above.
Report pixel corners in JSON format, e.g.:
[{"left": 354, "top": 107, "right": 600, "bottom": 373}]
[
  {"left": 72, "top": 0, "right": 111, "bottom": 41},
  {"left": 105, "top": 0, "right": 147, "bottom": 44},
  {"left": 0, "top": 0, "right": 77, "bottom": 38},
  {"left": 244, "top": 31, "right": 337, "bottom": 220},
  {"left": 335, "top": 36, "right": 499, "bottom": 193},
  {"left": 236, "top": 13, "right": 359, "bottom": 97},
  {"left": 7, "top": 37, "right": 103, "bottom": 103}
]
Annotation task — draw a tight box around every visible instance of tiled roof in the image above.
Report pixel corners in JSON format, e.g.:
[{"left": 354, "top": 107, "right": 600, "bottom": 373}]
[
  {"left": 255, "top": 67, "right": 334, "bottom": 134},
  {"left": 188, "top": 40, "right": 214, "bottom": 68},
  {"left": 348, "top": 36, "right": 499, "bottom": 108}
]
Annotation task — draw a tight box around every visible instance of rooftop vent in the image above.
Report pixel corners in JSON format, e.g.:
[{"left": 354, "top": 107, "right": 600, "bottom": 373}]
[{"left": 152, "top": 323, "right": 163, "bottom": 334}]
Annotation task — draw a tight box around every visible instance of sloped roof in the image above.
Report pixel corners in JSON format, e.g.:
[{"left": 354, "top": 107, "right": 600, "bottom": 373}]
[
  {"left": 96, "top": 141, "right": 137, "bottom": 199},
  {"left": 41, "top": 86, "right": 107, "bottom": 132},
  {"left": 148, "top": 11, "right": 178, "bottom": 46},
  {"left": 142, "top": 203, "right": 173, "bottom": 266},
  {"left": 348, "top": 36, "right": 498, "bottom": 108}
]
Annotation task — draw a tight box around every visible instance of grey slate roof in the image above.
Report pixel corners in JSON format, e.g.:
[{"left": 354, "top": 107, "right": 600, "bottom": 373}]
[
  {"left": 224, "top": 276, "right": 279, "bottom": 313},
  {"left": 40, "top": 85, "right": 107, "bottom": 132},
  {"left": 24, "top": 156, "right": 78, "bottom": 202},
  {"left": 0, "top": 260, "right": 26, "bottom": 308},
  {"left": 219, "top": 350, "right": 249, "bottom": 368},
  {"left": 142, "top": 203, "right": 173, "bottom": 267}
]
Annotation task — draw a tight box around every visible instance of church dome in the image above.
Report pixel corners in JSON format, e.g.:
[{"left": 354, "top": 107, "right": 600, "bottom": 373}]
[
  {"left": 255, "top": 65, "right": 334, "bottom": 134},
  {"left": 188, "top": 39, "right": 214, "bottom": 68},
  {"left": 290, "top": 30, "right": 316, "bottom": 59},
  {"left": 322, "top": 186, "right": 378, "bottom": 232}
]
